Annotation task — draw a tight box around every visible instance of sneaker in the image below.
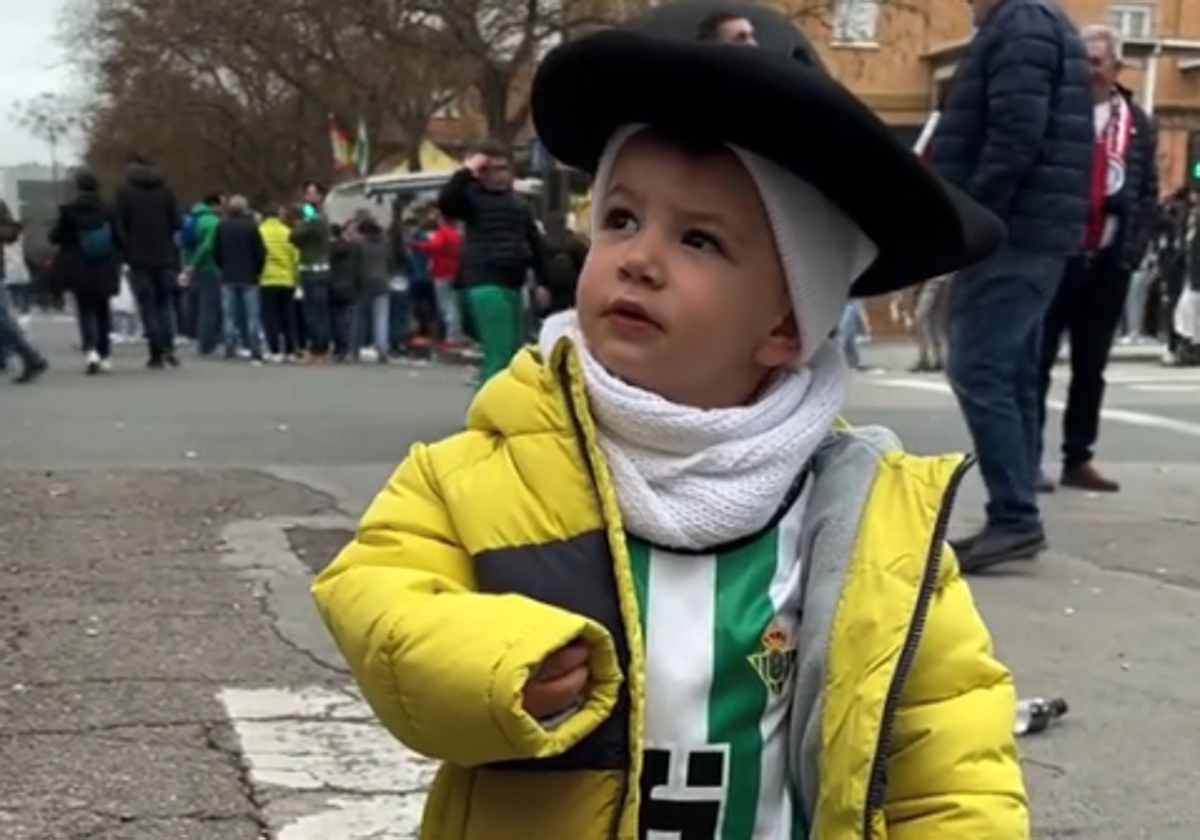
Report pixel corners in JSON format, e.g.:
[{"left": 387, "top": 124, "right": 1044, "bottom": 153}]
[
  {"left": 98, "top": 358, "right": 112, "bottom": 373},
  {"left": 85, "top": 350, "right": 101, "bottom": 376}
]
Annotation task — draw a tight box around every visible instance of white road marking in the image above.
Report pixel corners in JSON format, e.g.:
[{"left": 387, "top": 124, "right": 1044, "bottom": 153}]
[
  {"left": 876, "top": 378, "right": 1200, "bottom": 438},
  {"left": 1125, "top": 384, "right": 1200, "bottom": 393},
  {"left": 217, "top": 686, "right": 434, "bottom": 839}
]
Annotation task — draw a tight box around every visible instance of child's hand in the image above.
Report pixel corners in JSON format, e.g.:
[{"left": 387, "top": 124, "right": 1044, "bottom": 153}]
[{"left": 523, "top": 640, "right": 590, "bottom": 720}]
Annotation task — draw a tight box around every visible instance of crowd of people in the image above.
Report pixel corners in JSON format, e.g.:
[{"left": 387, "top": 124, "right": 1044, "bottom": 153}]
[{"left": 0, "top": 145, "right": 590, "bottom": 386}]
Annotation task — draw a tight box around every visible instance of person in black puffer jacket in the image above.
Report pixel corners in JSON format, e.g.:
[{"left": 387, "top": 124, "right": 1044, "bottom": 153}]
[
  {"left": 50, "top": 168, "right": 123, "bottom": 374},
  {"left": 926, "top": 0, "right": 1093, "bottom": 571},
  {"left": 213, "top": 195, "right": 267, "bottom": 362},
  {"left": 438, "top": 142, "right": 551, "bottom": 388}
]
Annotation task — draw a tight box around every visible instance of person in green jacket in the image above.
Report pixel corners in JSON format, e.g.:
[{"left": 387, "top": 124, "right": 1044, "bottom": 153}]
[
  {"left": 290, "top": 181, "right": 333, "bottom": 361},
  {"left": 180, "top": 194, "right": 224, "bottom": 355}
]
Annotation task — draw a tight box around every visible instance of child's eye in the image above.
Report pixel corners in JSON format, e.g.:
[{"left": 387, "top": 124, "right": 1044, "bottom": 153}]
[
  {"left": 682, "top": 229, "right": 725, "bottom": 255},
  {"left": 602, "top": 208, "right": 638, "bottom": 232}
]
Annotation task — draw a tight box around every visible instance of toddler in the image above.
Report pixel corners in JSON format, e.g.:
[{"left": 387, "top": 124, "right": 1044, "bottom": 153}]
[{"left": 314, "top": 5, "right": 1026, "bottom": 839}]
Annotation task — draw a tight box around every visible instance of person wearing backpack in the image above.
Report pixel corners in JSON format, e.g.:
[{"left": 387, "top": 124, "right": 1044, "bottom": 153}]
[
  {"left": 181, "top": 193, "right": 225, "bottom": 357},
  {"left": 50, "top": 168, "right": 123, "bottom": 375}
]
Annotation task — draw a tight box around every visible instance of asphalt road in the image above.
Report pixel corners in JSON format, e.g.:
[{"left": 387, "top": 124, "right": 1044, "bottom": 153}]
[{"left": 2, "top": 318, "right": 1199, "bottom": 838}]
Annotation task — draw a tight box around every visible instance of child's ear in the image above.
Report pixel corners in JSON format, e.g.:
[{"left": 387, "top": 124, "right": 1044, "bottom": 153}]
[{"left": 755, "top": 312, "right": 802, "bottom": 368}]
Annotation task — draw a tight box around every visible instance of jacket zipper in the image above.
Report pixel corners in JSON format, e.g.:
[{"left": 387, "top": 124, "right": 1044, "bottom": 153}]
[
  {"left": 860, "top": 455, "right": 976, "bottom": 839},
  {"left": 555, "top": 359, "right": 626, "bottom": 840}
]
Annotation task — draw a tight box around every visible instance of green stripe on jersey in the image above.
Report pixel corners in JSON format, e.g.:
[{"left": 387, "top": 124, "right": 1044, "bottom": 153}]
[
  {"left": 627, "top": 485, "right": 807, "bottom": 840},
  {"left": 627, "top": 540, "right": 651, "bottom": 640},
  {"left": 710, "top": 532, "right": 782, "bottom": 839}
]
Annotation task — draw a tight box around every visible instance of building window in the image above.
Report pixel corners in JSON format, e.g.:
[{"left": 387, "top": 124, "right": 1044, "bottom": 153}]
[
  {"left": 1110, "top": 3, "right": 1154, "bottom": 39},
  {"left": 832, "top": 0, "right": 880, "bottom": 46}
]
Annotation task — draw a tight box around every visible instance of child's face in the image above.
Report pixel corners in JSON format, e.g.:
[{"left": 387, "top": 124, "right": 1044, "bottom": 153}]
[{"left": 577, "top": 131, "right": 799, "bottom": 408}]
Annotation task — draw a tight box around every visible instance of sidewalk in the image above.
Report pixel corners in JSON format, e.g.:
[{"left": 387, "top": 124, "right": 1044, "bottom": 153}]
[{"left": 0, "top": 468, "right": 344, "bottom": 839}]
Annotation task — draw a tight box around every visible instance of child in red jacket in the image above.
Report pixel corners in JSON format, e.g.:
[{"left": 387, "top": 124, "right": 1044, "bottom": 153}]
[{"left": 411, "top": 213, "right": 463, "bottom": 345}]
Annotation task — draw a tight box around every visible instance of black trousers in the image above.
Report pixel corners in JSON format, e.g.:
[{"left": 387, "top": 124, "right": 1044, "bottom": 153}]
[
  {"left": 130, "top": 266, "right": 177, "bottom": 360},
  {"left": 1037, "top": 251, "right": 1130, "bottom": 468},
  {"left": 260, "top": 287, "right": 297, "bottom": 356},
  {"left": 75, "top": 294, "right": 113, "bottom": 358}
]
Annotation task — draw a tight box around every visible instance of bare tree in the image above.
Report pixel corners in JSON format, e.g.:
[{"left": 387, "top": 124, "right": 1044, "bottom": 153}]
[
  {"left": 409, "top": 0, "right": 617, "bottom": 147},
  {"left": 63, "top": 0, "right": 468, "bottom": 196}
]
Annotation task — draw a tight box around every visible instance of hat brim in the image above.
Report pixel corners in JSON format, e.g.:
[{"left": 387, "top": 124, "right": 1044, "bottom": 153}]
[{"left": 532, "top": 31, "right": 1005, "bottom": 297}]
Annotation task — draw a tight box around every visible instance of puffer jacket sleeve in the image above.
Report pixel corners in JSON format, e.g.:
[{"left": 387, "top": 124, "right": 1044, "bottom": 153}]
[
  {"left": 311, "top": 440, "right": 624, "bottom": 768},
  {"left": 882, "top": 545, "right": 1029, "bottom": 839}
]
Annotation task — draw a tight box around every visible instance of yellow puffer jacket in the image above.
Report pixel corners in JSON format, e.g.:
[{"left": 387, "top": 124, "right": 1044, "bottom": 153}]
[
  {"left": 259, "top": 217, "right": 299, "bottom": 288},
  {"left": 312, "top": 341, "right": 1028, "bottom": 840}
]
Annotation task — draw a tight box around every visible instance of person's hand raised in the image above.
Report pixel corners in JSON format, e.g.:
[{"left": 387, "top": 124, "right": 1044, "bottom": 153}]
[
  {"left": 522, "top": 640, "right": 590, "bottom": 720},
  {"left": 465, "top": 153, "right": 489, "bottom": 174}
]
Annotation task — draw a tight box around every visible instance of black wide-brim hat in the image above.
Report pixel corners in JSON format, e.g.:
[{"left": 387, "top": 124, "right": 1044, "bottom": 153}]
[{"left": 530, "top": 3, "right": 1005, "bottom": 298}]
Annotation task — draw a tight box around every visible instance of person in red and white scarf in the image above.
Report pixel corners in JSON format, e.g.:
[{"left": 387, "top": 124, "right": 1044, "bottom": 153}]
[{"left": 1036, "top": 23, "right": 1158, "bottom": 494}]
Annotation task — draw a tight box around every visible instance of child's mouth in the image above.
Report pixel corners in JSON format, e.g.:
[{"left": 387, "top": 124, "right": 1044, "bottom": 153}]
[{"left": 604, "top": 301, "right": 662, "bottom": 332}]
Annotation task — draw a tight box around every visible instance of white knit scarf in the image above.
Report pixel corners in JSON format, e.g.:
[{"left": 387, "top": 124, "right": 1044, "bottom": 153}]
[{"left": 540, "top": 310, "right": 848, "bottom": 549}]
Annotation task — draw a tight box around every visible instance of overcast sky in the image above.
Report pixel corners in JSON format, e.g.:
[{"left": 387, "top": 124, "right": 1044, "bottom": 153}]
[{"left": 0, "top": 2, "right": 79, "bottom": 166}]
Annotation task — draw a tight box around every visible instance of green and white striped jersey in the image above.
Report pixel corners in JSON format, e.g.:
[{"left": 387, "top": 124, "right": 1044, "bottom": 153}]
[{"left": 628, "top": 483, "right": 808, "bottom": 840}]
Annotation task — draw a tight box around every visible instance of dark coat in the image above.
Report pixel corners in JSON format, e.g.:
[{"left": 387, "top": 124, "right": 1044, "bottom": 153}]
[
  {"left": 928, "top": 0, "right": 1093, "bottom": 258},
  {"left": 115, "top": 163, "right": 182, "bottom": 269},
  {"left": 329, "top": 238, "right": 359, "bottom": 303},
  {"left": 1106, "top": 87, "right": 1159, "bottom": 273},
  {"left": 48, "top": 191, "right": 123, "bottom": 299},
  {"left": 543, "top": 233, "right": 588, "bottom": 314},
  {"left": 438, "top": 168, "right": 548, "bottom": 289},
  {"left": 354, "top": 221, "right": 393, "bottom": 298},
  {"left": 214, "top": 212, "right": 266, "bottom": 285}
]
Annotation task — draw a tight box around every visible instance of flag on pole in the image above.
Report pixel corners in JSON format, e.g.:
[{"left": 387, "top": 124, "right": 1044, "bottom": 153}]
[
  {"left": 329, "top": 116, "right": 355, "bottom": 172},
  {"left": 354, "top": 117, "right": 371, "bottom": 178}
]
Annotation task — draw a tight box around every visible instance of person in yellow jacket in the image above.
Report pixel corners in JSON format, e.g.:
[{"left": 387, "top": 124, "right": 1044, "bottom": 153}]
[
  {"left": 312, "top": 5, "right": 1027, "bottom": 839},
  {"left": 258, "top": 203, "right": 300, "bottom": 362}
]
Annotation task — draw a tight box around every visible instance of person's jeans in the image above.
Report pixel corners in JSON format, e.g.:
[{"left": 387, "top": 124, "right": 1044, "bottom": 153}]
[
  {"left": 6, "top": 282, "right": 32, "bottom": 314},
  {"left": 75, "top": 294, "right": 113, "bottom": 358},
  {"left": 434, "top": 280, "right": 462, "bottom": 343},
  {"left": 300, "top": 270, "right": 332, "bottom": 356},
  {"left": 130, "top": 266, "right": 177, "bottom": 360},
  {"left": 836, "top": 302, "right": 864, "bottom": 368},
  {"left": 388, "top": 289, "right": 411, "bottom": 354},
  {"left": 354, "top": 293, "right": 390, "bottom": 358},
  {"left": 196, "top": 269, "right": 223, "bottom": 355},
  {"left": 946, "top": 247, "right": 1066, "bottom": 531},
  {"left": 260, "top": 287, "right": 297, "bottom": 356},
  {"left": 220, "top": 284, "right": 263, "bottom": 358},
  {"left": 0, "top": 285, "right": 42, "bottom": 369},
  {"left": 1037, "top": 252, "right": 1130, "bottom": 470},
  {"left": 914, "top": 278, "right": 948, "bottom": 368},
  {"left": 331, "top": 298, "right": 356, "bottom": 358}
]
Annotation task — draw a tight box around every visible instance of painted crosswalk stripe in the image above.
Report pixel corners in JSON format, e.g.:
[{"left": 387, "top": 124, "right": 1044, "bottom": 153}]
[
  {"left": 217, "top": 685, "right": 434, "bottom": 839},
  {"left": 875, "top": 378, "right": 1200, "bottom": 438}
]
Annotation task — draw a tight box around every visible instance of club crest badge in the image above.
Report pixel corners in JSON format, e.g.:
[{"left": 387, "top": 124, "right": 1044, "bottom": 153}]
[{"left": 748, "top": 622, "right": 797, "bottom": 695}]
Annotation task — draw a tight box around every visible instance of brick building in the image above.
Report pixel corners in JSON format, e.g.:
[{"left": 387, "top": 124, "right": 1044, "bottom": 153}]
[{"left": 811, "top": 0, "right": 1200, "bottom": 192}]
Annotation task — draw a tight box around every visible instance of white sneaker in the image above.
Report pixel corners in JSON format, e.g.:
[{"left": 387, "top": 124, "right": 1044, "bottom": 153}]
[
  {"left": 98, "top": 358, "right": 112, "bottom": 373},
  {"left": 85, "top": 350, "right": 101, "bottom": 375},
  {"left": 236, "top": 347, "right": 252, "bottom": 359}
]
